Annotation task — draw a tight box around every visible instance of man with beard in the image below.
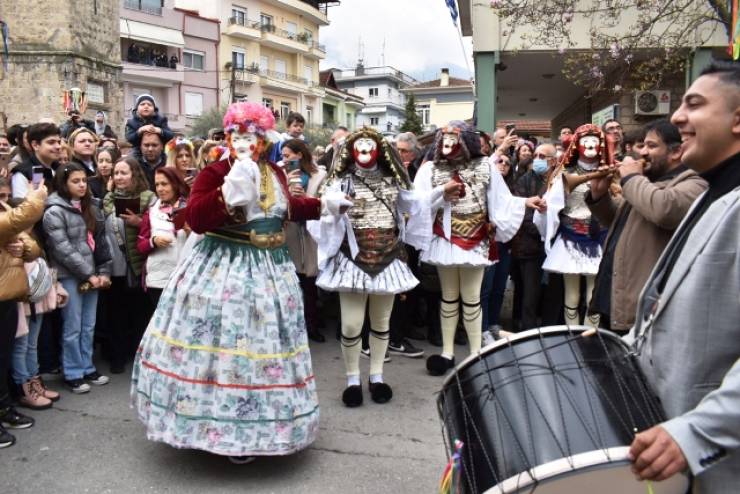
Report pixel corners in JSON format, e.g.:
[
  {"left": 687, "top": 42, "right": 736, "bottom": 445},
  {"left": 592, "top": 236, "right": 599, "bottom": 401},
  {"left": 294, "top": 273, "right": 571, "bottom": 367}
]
[{"left": 586, "top": 118, "right": 706, "bottom": 332}]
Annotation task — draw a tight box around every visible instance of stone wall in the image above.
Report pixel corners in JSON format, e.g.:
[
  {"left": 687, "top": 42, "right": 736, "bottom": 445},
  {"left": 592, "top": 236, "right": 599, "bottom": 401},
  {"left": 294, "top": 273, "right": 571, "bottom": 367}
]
[{"left": 0, "top": 0, "right": 123, "bottom": 134}]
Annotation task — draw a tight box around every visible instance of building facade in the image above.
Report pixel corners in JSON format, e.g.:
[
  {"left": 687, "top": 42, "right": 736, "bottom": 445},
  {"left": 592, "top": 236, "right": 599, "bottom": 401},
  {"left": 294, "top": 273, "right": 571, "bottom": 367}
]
[
  {"left": 402, "top": 68, "right": 474, "bottom": 132},
  {"left": 319, "top": 70, "right": 364, "bottom": 129},
  {"left": 0, "top": 0, "right": 124, "bottom": 129},
  {"left": 332, "top": 64, "right": 418, "bottom": 134},
  {"left": 175, "top": 0, "right": 337, "bottom": 126},
  {"left": 120, "top": 0, "right": 219, "bottom": 134}
]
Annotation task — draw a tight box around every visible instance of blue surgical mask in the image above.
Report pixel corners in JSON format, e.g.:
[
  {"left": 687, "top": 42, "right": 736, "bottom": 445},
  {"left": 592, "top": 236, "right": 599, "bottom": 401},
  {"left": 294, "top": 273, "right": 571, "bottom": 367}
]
[{"left": 533, "top": 158, "right": 549, "bottom": 175}]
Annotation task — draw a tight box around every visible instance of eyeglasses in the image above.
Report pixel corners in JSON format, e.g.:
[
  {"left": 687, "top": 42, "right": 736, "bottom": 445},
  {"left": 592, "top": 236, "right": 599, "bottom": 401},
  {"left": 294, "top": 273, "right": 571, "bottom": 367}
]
[
  {"left": 497, "top": 159, "right": 511, "bottom": 165},
  {"left": 534, "top": 153, "right": 555, "bottom": 159}
]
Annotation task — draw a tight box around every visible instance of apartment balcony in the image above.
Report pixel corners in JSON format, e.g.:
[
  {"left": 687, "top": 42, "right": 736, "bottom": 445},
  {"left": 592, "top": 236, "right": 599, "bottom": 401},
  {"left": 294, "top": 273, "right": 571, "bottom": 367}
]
[
  {"left": 234, "top": 67, "right": 260, "bottom": 85},
  {"left": 225, "top": 17, "right": 262, "bottom": 41},
  {"left": 261, "top": 0, "right": 332, "bottom": 25},
  {"left": 122, "top": 61, "right": 184, "bottom": 86},
  {"left": 258, "top": 68, "right": 310, "bottom": 93},
  {"left": 305, "top": 41, "right": 327, "bottom": 60},
  {"left": 259, "top": 24, "right": 310, "bottom": 54}
]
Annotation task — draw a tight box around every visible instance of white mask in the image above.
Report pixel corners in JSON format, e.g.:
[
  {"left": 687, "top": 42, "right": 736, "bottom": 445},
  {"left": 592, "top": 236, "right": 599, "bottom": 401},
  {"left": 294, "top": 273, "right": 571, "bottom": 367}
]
[
  {"left": 231, "top": 131, "right": 259, "bottom": 161},
  {"left": 353, "top": 137, "right": 378, "bottom": 167},
  {"left": 442, "top": 132, "right": 459, "bottom": 156},
  {"left": 578, "top": 135, "right": 600, "bottom": 160}
]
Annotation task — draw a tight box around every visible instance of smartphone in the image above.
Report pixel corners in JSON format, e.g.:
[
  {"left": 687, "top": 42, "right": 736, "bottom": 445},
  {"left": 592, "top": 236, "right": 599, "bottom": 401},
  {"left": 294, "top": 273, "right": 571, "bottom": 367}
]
[
  {"left": 185, "top": 168, "right": 198, "bottom": 179},
  {"left": 32, "top": 166, "right": 44, "bottom": 186},
  {"left": 505, "top": 123, "right": 516, "bottom": 134}
]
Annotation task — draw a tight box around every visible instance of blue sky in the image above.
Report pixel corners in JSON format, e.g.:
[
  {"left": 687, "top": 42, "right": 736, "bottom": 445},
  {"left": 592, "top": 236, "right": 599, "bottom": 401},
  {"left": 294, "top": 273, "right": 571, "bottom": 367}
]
[{"left": 319, "top": 0, "right": 474, "bottom": 83}]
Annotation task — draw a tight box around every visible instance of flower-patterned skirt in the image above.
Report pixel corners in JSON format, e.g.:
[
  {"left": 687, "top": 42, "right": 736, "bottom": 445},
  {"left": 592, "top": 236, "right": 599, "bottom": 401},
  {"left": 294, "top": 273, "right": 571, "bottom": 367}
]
[{"left": 131, "top": 235, "right": 319, "bottom": 456}]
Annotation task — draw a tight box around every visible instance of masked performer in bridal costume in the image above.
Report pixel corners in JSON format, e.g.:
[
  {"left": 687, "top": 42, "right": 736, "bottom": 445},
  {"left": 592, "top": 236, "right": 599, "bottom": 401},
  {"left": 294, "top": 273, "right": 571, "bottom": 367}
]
[
  {"left": 131, "top": 102, "right": 330, "bottom": 464},
  {"left": 309, "top": 127, "right": 458, "bottom": 406},
  {"left": 535, "top": 123, "right": 611, "bottom": 328},
  {"left": 415, "top": 121, "right": 546, "bottom": 376}
]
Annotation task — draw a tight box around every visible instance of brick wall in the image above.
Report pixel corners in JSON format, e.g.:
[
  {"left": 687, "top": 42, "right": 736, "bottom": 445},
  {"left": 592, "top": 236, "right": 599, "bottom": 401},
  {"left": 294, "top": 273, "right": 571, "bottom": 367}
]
[{"left": 0, "top": 0, "right": 124, "bottom": 134}]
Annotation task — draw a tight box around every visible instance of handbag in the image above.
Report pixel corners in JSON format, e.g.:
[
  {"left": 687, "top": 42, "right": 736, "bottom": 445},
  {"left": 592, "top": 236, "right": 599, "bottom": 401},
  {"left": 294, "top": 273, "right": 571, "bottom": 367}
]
[{"left": 25, "top": 258, "right": 53, "bottom": 303}]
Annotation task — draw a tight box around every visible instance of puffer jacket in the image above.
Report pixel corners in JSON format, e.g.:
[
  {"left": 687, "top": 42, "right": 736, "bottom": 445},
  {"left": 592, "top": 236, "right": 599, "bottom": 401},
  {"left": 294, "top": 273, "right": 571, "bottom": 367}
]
[
  {"left": 124, "top": 111, "right": 174, "bottom": 150},
  {"left": 42, "top": 193, "right": 112, "bottom": 281},
  {"left": 0, "top": 195, "right": 45, "bottom": 301},
  {"left": 103, "top": 189, "right": 156, "bottom": 276}
]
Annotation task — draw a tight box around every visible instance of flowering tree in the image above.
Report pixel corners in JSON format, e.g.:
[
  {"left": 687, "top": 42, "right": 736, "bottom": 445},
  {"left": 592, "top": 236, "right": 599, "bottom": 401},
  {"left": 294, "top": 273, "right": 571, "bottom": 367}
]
[{"left": 487, "top": 0, "right": 732, "bottom": 93}]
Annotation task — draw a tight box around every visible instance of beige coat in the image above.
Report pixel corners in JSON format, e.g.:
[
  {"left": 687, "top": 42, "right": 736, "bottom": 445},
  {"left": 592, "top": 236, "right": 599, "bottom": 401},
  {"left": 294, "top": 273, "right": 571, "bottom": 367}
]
[
  {"left": 286, "top": 168, "right": 326, "bottom": 276},
  {"left": 0, "top": 196, "right": 44, "bottom": 301},
  {"left": 587, "top": 168, "right": 707, "bottom": 330}
]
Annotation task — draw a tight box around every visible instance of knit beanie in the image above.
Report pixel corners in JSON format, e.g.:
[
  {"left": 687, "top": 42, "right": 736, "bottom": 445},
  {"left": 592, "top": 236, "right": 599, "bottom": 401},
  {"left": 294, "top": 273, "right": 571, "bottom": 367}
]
[{"left": 134, "top": 94, "right": 157, "bottom": 111}]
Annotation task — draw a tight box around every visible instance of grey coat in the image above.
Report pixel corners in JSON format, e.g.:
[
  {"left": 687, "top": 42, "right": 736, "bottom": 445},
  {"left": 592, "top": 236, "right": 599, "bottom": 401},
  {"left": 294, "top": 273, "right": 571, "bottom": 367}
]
[
  {"left": 42, "top": 193, "right": 112, "bottom": 281},
  {"left": 628, "top": 186, "right": 740, "bottom": 493}
]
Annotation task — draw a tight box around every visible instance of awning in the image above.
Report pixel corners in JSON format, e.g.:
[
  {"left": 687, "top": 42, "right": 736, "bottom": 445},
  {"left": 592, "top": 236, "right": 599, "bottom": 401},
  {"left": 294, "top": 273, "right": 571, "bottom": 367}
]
[
  {"left": 360, "top": 106, "right": 387, "bottom": 114},
  {"left": 120, "top": 19, "right": 185, "bottom": 48}
]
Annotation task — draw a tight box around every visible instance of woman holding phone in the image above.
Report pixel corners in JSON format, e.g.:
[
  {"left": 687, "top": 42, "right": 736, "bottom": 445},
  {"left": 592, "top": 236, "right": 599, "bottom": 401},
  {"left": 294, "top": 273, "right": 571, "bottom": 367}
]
[
  {"left": 43, "top": 163, "right": 112, "bottom": 393},
  {"left": 164, "top": 137, "right": 197, "bottom": 186},
  {"left": 102, "top": 157, "right": 155, "bottom": 374},
  {"left": 136, "top": 167, "right": 189, "bottom": 306},
  {"left": 281, "top": 139, "right": 327, "bottom": 342},
  {"left": 88, "top": 147, "right": 119, "bottom": 199}
]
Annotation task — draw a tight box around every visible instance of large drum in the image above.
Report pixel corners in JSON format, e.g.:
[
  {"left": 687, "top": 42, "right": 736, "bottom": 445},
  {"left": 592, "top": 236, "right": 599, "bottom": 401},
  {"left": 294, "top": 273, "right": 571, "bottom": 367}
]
[{"left": 438, "top": 326, "right": 689, "bottom": 494}]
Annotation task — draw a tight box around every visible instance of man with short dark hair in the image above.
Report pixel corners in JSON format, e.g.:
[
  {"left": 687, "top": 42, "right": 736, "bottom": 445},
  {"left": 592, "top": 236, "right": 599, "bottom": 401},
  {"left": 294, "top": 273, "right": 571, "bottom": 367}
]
[
  {"left": 0, "top": 134, "right": 10, "bottom": 154},
  {"left": 11, "top": 122, "right": 61, "bottom": 198},
  {"left": 587, "top": 118, "right": 706, "bottom": 332},
  {"left": 558, "top": 125, "right": 573, "bottom": 145},
  {"left": 138, "top": 131, "right": 166, "bottom": 189},
  {"left": 627, "top": 61, "right": 740, "bottom": 493},
  {"left": 60, "top": 110, "right": 94, "bottom": 139},
  {"left": 603, "top": 118, "right": 624, "bottom": 157}
]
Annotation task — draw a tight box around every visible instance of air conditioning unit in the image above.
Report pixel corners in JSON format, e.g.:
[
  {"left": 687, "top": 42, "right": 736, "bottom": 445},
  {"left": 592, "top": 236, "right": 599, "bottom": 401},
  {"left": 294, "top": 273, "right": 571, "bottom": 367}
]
[{"left": 634, "top": 90, "right": 671, "bottom": 116}]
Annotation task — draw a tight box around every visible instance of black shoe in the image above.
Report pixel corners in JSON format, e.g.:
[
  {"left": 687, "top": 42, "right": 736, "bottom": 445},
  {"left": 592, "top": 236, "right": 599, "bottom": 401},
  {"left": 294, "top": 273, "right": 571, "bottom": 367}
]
[
  {"left": 0, "top": 424, "right": 15, "bottom": 448},
  {"left": 83, "top": 371, "right": 110, "bottom": 385},
  {"left": 454, "top": 329, "right": 468, "bottom": 346},
  {"left": 426, "top": 354, "right": 456, "bottom": 376},
  {"left": 368, "top": 381, "right": 393, "bottom": 404},
  {"left": 405, "top": 326, "right": 427, "bottom": 341},
  {"left": 65, "top": 379, "right": 91, "bottom": 394},
  {"left": 388, "top": 339, "right": 425, "bottom": 358},
  {"left": 360, "top": 347, "right": 391, "bottom": 363},
  {"left": 342, "top": 385, "right": 363, "bottom": 407},
  {"left": 307, "top": 330, "right": 325, "bottom": 343},
  {"left": 110, "top": 362, "right": 126, "bottom": 375},
  {"left": 0, "top": 407, "right": 34, "bottom": 429}
]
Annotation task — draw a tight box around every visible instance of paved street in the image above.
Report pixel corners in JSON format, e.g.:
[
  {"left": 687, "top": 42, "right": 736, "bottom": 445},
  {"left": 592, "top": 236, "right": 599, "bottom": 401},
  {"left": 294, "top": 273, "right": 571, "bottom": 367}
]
[{"left": 3, "top": 336, "right": 453, "bottom": 493}]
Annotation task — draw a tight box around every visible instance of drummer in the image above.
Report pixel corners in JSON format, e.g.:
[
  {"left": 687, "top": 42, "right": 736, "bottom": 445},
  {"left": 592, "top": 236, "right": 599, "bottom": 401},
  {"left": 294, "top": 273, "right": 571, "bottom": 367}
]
[{"left": 627, "top": 60, "right": 740, "bottom": 493}]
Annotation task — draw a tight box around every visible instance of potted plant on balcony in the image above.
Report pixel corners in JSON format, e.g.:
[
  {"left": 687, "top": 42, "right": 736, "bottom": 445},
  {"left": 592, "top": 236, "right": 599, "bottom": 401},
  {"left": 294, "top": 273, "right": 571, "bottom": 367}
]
[{"left": 296, "top": 32, "right": 310, "bottom": 44}]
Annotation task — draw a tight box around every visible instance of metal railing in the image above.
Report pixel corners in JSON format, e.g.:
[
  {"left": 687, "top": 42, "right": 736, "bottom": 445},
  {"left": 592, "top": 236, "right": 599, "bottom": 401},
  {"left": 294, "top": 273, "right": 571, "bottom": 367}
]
[
  {"left": 225, "top": 17, "right": 325, "bottom": 50},
  {"left": 228, "top": 17, "right": 261, "bottom": 29},
  {"left": 242, "top": 66, "right": 309, "bottom": 86},
  {"left": 123, "top": 0, "right": 162, "bottom": 16},
  {"left": 336, "top": 66, "right": 418, "bottom": 85}
]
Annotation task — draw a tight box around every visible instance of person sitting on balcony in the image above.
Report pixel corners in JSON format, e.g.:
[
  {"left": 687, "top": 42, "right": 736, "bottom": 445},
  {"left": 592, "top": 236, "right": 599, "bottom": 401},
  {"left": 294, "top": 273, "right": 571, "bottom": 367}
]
[
  {"left": 169, "top": 55, "right": 178, "bottom": 70},
  {"left": 125, "top": 94, "right": 174, "bottom": 157},
  {"left": 127, "top": 43, "right": 140, "bottom": 64}
]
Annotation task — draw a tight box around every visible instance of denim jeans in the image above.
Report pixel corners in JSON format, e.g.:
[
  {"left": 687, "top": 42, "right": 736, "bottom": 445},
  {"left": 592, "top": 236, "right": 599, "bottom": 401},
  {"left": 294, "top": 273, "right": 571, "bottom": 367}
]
[
  {"left": 480, "top": 265, "right": 496, "bottom": 330},
  {"left": 11, "top": 314, "right": 44, "bottom": 385},
  {"left": 487, "top": 242, "right": 512, "bottom": 327},
  {"left": 60, "top": 278, "right": 99, "bottom": 380}
]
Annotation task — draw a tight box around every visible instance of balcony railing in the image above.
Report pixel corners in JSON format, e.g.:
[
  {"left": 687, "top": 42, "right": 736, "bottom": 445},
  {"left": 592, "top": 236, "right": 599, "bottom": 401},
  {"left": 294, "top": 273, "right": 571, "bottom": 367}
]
[
  {"left": 123, "top": 0, "right": 162, "bottom": 16},
  {"left": 243, "top": 66, "right": 309, "bottom": 85},
  {"left": 228, "top": 17, "right": 261, "bottom": 29}
]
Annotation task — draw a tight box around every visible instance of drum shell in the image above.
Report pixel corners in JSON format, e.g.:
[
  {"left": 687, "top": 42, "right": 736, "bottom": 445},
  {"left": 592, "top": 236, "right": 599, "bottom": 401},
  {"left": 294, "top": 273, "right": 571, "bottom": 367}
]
[{"left": 438, "top": 328, "right": 665, "bottom": 494}]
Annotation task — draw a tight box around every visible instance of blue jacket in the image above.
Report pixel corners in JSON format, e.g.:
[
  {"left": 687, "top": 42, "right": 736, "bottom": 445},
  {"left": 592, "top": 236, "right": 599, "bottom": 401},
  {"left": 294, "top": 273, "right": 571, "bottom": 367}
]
[{"left": 124, "top": 110, "right": 174, "bottom": 148}]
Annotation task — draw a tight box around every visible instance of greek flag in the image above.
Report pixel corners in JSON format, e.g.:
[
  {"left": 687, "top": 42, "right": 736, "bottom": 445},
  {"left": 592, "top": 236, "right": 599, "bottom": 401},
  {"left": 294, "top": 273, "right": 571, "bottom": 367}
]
[{"left": 446, "top": 0, "right": 459, "bottom": 26}]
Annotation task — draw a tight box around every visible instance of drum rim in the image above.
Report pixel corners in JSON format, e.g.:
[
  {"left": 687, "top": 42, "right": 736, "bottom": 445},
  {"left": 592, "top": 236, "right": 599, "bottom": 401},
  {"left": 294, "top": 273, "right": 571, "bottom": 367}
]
[
  {"left": 483, "top": 446, "right": 689, "bottom": 494},
  {"left": 441, "top": 325, "right": 628, "bottom": 388}
]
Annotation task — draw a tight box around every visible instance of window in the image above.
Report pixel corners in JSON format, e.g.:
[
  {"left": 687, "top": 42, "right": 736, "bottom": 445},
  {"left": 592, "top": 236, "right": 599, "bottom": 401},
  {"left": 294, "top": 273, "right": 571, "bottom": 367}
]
[
  {"left": 417, "top": 103, "right": 431, "bottom": 127},
  {"left": 183, "top": 50, "right": 204, "bottom": 70},
  {"left": 185, "top": 92, "right": 204, "bottom": 116},
  {"left": 232, "top": 50, "right": 246, "bottom": 70},
  {"left": 274, "top": 59, "right": 287, "bottom": 79},
  {"left": 304, "top": 66, "right": 313, "bottom": 84},
  {"left": 346, "top": 113, "right": 351, "bottom": 127},
  {"left": 387, "top": 87, "right": 392, "bottom": 97},
  {"left": 231, "top": 6, "right": 247, "bottom": 25},
  {"left": 370, "top": 117, "right": 379, "bottom": 126},
  {"left": 368, "top": 87, "right": 378, "bottom": 97},
  {"left": 235, "top": 95, "right": 248, "bottom": 103},
  {"left": 285, "top": 22, "right": 297, "bottom": 37},
  {"left": 262, "top": 98, "right": 273, "bottom": 109},
  {"left": 387, "top": 121, "right": 393, "bottom": 131},
  {"left": 260, "top": 55, "right": 269, "bottom": 70},
  {"left": 306, "top": 106, "right": 313, "bottom": 124},
  {"left": 280, "top": 102, "right": 291, "bottom": 120},
  {"left": 304, "top": 29, "right": 313, "bottom": 42},
  {"left": 124, "top": 0, "right": 163, "bottom": 15},
  {"left": 86, "top": 81, "right": 106, "bottom": 104},
  {"left": 260, "top": 14, "right": 274, "bottom": 29}
]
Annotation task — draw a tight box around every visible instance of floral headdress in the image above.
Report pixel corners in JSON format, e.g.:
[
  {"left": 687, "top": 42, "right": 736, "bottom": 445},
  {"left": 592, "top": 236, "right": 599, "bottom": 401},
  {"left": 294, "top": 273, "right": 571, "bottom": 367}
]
[
  {"left": 165, "top": 137, "right": 194, "bottom": 155},
  {"left": 222, "top": 102, "right": 276, "bottom": 137}
]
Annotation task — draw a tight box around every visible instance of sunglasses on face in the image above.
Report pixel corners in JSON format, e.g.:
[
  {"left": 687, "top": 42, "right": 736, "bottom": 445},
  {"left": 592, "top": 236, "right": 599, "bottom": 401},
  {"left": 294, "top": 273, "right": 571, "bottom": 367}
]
[{"left": 534, "top": 153, "right": 554, "bottom": 159}]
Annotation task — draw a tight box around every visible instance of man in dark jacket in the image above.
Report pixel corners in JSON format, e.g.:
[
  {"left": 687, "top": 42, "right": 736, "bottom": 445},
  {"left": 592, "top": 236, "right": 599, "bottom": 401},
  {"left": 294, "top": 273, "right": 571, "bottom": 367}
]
[
  {"left": 11, "top": 123, "right": 61, "bottom": 199},
  {"left": 137, "top": 131, "right": 166, "bottom": 189},
  {"left": 60, "top": 110, "right": 94, "bottom": 140},
  {"left": 587, "top": 118, "right": 707, "bottom": 332}
]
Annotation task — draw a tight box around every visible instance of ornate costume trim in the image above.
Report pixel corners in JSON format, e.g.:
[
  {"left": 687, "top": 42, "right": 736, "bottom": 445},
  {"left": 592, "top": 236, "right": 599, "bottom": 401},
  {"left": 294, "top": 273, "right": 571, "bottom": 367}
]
[{"left": 148, "top": 331, "right": 309, "bottom": 360}]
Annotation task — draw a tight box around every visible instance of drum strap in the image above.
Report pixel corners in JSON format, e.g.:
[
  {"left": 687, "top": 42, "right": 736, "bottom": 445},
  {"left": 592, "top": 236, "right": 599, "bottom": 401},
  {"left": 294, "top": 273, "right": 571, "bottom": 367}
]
[{"left": 340, "top": 332, "right": 362, "bottom": 347}]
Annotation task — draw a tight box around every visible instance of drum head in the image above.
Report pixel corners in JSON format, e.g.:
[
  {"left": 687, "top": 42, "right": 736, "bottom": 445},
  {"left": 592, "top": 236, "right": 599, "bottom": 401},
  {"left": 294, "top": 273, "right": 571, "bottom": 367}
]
[{"left": 484, "top": 447, "right": 689, "bottom": 494}]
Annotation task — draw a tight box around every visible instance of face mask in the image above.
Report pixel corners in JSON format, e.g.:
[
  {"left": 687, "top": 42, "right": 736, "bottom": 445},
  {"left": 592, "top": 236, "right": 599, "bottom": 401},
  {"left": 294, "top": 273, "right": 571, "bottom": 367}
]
[{"left": 533, "top": 158, "right": 549, "bottom": 175}]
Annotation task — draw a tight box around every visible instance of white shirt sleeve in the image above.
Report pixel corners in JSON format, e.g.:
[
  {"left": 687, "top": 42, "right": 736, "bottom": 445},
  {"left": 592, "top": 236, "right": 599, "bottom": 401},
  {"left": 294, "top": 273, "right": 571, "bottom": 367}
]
[
  {"left": 11, "top": 173, "right": 29, "bottom": 199},
  {"left": 487, "top": 162, "right": 526, "bottom": 243}
]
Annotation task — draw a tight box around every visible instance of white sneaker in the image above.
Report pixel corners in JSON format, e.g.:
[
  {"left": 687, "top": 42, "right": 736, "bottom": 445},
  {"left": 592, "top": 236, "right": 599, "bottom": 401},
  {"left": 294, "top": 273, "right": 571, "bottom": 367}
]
[
  {"left": 482, "top": 331, "right": 497, "bottom": 347},
  {"left": 83, "top": 372, "right": 110, "bottom": 386}
]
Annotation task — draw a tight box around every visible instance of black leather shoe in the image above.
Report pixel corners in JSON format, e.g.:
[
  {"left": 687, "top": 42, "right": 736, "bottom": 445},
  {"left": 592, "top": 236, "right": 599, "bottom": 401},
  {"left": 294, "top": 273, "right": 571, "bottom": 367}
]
[
  {"left": 307, "top": 330, "right": 325, "bottom": 343},
  {"left": 368, "top": 381, "right": 393, "bottom": 404},
  {"left": 342, "top": 385, "right": 363, "bottom": 407},
  {"left": 426, "top": 354, "right": 455, "bottom": 376}
]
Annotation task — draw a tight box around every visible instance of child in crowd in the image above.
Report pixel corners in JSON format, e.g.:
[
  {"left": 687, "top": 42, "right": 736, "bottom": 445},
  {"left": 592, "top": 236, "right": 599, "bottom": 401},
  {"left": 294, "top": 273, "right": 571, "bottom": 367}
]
[{"left": 124, "top": 95, "right": 174, "bottom": 154}]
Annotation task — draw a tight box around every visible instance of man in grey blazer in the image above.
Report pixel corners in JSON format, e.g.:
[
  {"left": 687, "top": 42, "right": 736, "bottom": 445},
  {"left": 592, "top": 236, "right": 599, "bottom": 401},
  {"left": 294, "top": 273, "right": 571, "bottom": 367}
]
[{"left": 627, "top": 61, "right": 740, "bottom": 493}]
